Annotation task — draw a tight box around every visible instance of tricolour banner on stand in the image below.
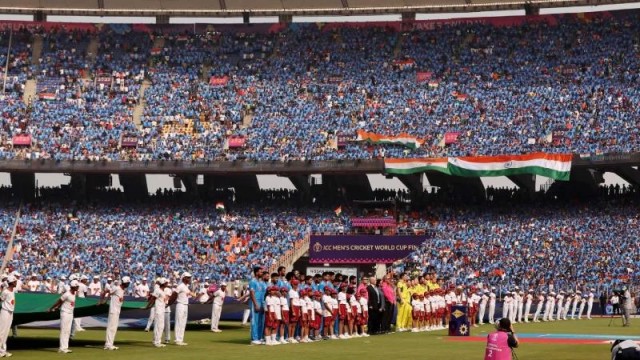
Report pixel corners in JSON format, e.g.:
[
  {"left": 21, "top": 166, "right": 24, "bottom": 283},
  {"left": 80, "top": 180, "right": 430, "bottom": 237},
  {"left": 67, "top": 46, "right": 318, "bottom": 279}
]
[{"left": 385, "top": 153, "right": 572, "bottom": 181}]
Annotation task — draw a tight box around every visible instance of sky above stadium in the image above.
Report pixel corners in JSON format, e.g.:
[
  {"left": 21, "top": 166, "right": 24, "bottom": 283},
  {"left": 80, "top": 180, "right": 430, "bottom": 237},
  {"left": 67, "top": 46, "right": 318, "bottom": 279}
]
[{"left": 0, "top": 3, "right": 636, "bottom": 193}]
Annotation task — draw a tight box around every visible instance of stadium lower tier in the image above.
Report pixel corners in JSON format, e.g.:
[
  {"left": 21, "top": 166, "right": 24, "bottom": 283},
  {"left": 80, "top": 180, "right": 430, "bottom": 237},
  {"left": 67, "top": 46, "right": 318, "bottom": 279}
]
[{"left": 1, "top": 193, "right": 638, "bottom": 292}]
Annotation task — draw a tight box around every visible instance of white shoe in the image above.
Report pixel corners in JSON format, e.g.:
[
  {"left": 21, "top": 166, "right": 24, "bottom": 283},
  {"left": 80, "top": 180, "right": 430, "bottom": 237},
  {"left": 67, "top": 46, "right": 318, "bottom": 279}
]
[
  {"left": 175, "top": 342, "right": 188, "bottom": 346},
  {"left": 58, "top": 349, "right": 72, "bottom": 353},
  {"left": 76, "top": 328, "right": 86, "bottom": 332},
  {"left": 154, "top": 344, "right": 166, "bottom": 348},
  {"left": 250, "top": 340, "right": 262, "bottom": 345},
  {"left": 289, "top": 338, "right": 298, "bottom": 344},
  {"left": 362, "top": 333, "right": 370, "bottom": 337},
  {"left": 279, "top": 339, "right": 288, "bottom": 345},
  {"left": 473, "top": 324, "right": 479, "bottom": 328}
]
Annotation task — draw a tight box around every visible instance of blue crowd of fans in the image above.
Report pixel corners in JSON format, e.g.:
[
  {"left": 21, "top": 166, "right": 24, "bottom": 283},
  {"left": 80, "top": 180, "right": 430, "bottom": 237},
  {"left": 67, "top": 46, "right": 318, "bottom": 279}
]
[{"left": 0, "top": 12, "right": 638, "bottom": 161}]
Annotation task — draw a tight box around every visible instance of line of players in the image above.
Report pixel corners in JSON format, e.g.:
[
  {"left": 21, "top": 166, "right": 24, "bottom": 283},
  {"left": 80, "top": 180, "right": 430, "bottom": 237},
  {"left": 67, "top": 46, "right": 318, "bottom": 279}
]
[
  {"left": 261, "top": 279, "right": 371, "bottom": 345},
  {"left": 498, "top": 288, "right": 595, "bottom": 324},
  {"left": 400, "top": 285, "right": 597, "bottom": 333}
]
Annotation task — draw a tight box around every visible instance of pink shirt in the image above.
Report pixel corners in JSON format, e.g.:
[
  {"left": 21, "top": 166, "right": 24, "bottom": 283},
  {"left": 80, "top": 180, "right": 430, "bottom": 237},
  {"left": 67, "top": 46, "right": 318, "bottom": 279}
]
[
  {"left": 357, "top": 284, "right": 369, "bottom": 299},
  {"left": 381, "top": 282, "right": 396, "bottom": 305},
  {"left": 484, "top": 331, "right": 512, "bottom": 360}
]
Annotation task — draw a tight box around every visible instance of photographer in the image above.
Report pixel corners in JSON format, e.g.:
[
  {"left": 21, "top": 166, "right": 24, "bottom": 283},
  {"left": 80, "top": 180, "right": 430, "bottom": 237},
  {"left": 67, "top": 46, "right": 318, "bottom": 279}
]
[
  {"left": 484, "top": 318, "right": 519, "bottom": 360},
  {"left": 611, "top": 292, "right": 620, "bottom": 315},
  {"left": 611, "top": 339, "right": 640, "bottom": 360}
]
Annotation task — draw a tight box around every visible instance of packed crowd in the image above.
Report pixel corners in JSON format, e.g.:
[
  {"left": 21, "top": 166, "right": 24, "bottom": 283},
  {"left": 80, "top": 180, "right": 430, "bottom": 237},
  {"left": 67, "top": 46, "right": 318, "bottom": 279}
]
[
  {"left": 1, "top": 13, "right": 640, "bottom": 160},
  {"left": 0, "top": 185, "right": 636, "bottom": 295}
]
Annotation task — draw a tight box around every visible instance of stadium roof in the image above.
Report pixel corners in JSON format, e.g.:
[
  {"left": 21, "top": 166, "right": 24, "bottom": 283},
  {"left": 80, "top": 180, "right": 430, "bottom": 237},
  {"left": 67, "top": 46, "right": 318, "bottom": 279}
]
[{"left": 0, "top": 0, "right": 637, "bottom": 17}]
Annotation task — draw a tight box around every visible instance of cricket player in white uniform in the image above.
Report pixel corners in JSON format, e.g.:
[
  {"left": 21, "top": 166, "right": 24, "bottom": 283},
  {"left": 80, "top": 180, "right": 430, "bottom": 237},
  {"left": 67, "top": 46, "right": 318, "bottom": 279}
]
[
  {"left": 210, "top": 283, "right": 226, "bottom": 332},
  {"left": 533, "top": 291, "right": 545, "bottom": 322},
  {"left": 501, "top": 293, "right": 511, "bottom": 320},
  {"left": 516, "top": 291, "right": 524, "bottom": 323},
  {"left": 72, "top": 276, "right": 88, "bottom": 333},
  {"left": 586, "top": 289, "right": 594, "bottom": 319},
  {"left": 570, "top": 291, "right": 580, "bottom": 319},
  {"left": 548, "top": 291, "right": 557, "bottom": 321},
  {"left": 44, "top": 277, "right": 55, "bottom": 293},
  {"left": 562, "top": 291, "right": 572, "bottom": 320},
  {"left": 523, "top": 290, "right": 533, "bottom": 323},
  {"left": 10, "top": 272, "right": 21, "bottom": 338},
  {"left": 556, "top": 291, "right": 565, "bottom": 320},
  {"left": 0, "top": 276, "right": 17, "bottom": 357},
  {"left": 171, "top": 272, "right": 194, "bottom": 346},
  {"left": 163, "top": 284, "right": 173, "bottom": 344},
  {"left": 577, "top": 294, "right": 586, "bottom": 319},
  {"left": 139, "top": 278, "right": 150, "bottom": 299},
  {"left": 478, "top": 290, "right": 488, "bottom": 325},
  {"left": 543, "top": 291, "right": 553, "bottom": 321},
  {"left": 27, "top": 274, "right": 41, "bottom": 292},
  {"left": 89, "top": 276, "right": 102, "bottom": 297},
  {"left": 102, "top": 276, "right": 131, "bottom": 350},
  {"left": 488, "top": 287, "right": 496, "bottom": 324},
  {"left": 146, "top": 278, "right": 169, "bottom": 347},
  {"left": 145, "top": 278, "right": 160, "bottom": 332},
  {"left": 57, "top": 276, "right": 67, "bottom": 294},
  {"left": 49, "top": 280, "right": 79, "bottom": 353}
]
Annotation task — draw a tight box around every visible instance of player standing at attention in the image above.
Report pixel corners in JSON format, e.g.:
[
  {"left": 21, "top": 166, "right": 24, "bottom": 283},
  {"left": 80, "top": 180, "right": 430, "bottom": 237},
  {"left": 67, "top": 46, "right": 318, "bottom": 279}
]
[
  {"left": 146, "top": 278, "right": 169, "bottom": 348},
  {"left": 0, "top": 276, "right": 17, "bottom": 357},
  {"left": 170, "top": 272, "right": 194, "bottom": 346},
  {"left": 49, "top": 280, "right": 79, "bottom": 354},
  {"left": 101, "top": 276, "right": 131, "bottom": 350}
]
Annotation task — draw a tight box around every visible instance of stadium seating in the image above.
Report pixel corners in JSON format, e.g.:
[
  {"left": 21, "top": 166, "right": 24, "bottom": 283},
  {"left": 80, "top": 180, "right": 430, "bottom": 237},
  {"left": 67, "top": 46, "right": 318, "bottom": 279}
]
[{"left": 0, "top": 13, "right": 639, "bottom": 161}]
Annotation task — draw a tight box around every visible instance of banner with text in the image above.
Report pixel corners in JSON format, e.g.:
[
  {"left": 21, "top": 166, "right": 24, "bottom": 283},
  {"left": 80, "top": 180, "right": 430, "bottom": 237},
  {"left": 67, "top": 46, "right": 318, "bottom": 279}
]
[{"left": 309, "top": 235, "right": 429, "bottom": 264}]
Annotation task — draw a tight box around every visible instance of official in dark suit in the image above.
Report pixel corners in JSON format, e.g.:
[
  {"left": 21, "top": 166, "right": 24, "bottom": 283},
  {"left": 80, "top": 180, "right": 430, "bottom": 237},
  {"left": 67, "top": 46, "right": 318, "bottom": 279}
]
[{"left": 367, "top": 276, "right": 383, "bottom": 334}]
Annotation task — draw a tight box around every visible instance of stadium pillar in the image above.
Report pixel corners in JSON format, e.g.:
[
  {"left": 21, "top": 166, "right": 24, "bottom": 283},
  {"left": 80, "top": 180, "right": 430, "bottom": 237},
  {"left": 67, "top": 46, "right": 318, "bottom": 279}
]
[
  {"left": 119, "top": 174, "right": 148, "bottom": 200},
  {"left": 425, "top": 172, "right": 485, "bottom": 203},
  {"left": 279, "top": 15, "right": 292, "bottom": 24},
  {"left": 179, "top": 174, "right": 199, "bottom": 200},
  {"left": 9, "top": 173, "right": 35, "bottom": 201},
  {"left": 34, "top": 11, "right": 46, "bottom": 22},
  {"left": 70, "top": 174, "right": 87, "bottom": 201},
  {"left": 243, "top": 12, "right": 250, "bottom": 24},
  {"left": 322, "top": 174, "right": 373, "bottom": 202},
  {"left": 395, "top": 174, "right": 424, "bottom": 203},
  {"left": 156, "top": 15, "right": 170, "bottom": 24},
  {"left": 507, "top": 174, "right": 536, "bottom": 194},
  {"left": 401, "top": 12, "right": 416, "bottom": 22},
  {"left": 547, "top": 168, "right": 603, "bottom": 199},
  {"left": 288, "top": 175, "right": 311, "bottom": 203},
  {"left": 524, "top": 3, "right": 540, "bottom": 16}
]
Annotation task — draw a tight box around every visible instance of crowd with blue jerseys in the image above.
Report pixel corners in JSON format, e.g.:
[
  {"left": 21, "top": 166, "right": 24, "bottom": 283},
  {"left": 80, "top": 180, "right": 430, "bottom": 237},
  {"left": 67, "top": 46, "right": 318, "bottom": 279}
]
[
  {"left": 0, "top": 184, "right": 637, "bottom": 296},
  {"left": 0, "top": 12, "right": 640, "bottom": 161}
]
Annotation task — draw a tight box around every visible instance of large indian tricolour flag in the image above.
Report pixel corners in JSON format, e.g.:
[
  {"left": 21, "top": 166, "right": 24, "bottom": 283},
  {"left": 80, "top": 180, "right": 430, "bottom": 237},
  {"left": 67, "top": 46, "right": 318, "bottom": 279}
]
[
  {"left": 448, "top": 153, "right": 572, "bottom": 180},
  {"left": 385, "top": 153, "right": 573, "bottom": 181}
]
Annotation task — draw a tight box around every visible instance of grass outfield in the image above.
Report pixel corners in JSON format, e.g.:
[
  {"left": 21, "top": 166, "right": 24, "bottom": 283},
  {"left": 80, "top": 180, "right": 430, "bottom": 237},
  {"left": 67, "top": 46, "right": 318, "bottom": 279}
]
[{"left": 5, "top": 318, "right": 637, "bottom": 360}]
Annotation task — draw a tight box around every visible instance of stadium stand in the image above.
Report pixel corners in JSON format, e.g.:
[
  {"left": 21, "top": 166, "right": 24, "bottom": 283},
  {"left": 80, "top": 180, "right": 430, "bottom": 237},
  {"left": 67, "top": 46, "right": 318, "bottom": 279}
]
[{"left": 1, "top": 12, "right": 639, "bottom": 162}]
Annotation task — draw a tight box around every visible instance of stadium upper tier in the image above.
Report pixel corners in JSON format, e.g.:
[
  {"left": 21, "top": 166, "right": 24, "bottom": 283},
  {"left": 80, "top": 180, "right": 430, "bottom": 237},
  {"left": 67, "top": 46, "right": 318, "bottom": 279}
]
[
  {"left": 0, "top": 0, "right": 630, "bottom": 16},
  {"left": 1, "top": 11, "right": 639, "bottom": 162}
]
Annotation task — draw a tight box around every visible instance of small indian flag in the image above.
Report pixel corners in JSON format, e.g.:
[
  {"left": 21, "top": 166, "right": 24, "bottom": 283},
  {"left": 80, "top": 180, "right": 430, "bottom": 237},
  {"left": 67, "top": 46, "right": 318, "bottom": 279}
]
[
  {"left": 334, "top": 206, "right": 342, "bottom": 216},
  {"left": 39, "top": 93, "right": 56, "bottom": 101},
  {"left": 215, "top": 202, "right": 225, "bottom": 212}
]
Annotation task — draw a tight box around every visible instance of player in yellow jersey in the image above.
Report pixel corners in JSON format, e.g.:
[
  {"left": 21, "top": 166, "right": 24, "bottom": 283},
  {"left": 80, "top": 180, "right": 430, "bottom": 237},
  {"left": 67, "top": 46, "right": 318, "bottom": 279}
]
[{"left": 395, "top": 273, "right": 412, "bottom": 332}]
